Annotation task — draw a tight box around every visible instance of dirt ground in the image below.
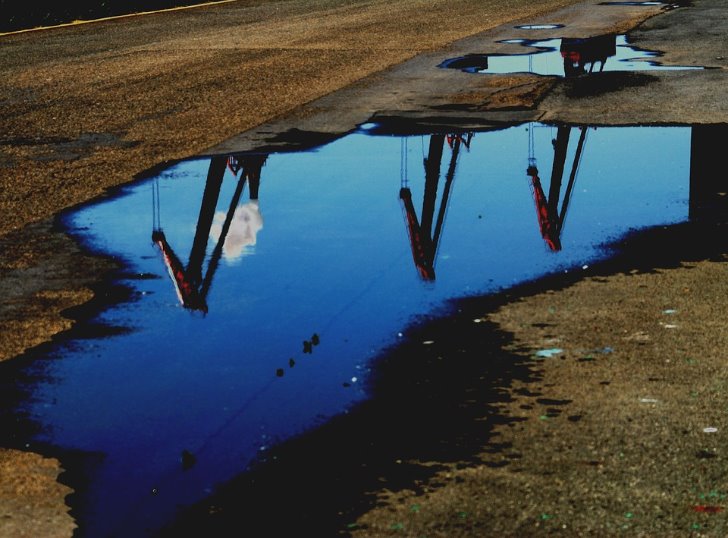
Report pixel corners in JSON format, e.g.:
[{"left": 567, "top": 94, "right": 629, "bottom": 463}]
[{"left": 1, "top": 0, "right": 727, "bottom": 536}]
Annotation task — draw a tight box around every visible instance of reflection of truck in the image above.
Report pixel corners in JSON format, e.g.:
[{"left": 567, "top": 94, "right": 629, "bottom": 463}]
[{"left": 560, "top": 34, "right": 617, "bottom": 76}]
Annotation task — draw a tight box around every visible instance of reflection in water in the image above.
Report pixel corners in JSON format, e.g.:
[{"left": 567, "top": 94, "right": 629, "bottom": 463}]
[
  {"left": 527, "top": 125, "right": 588, "bottom": 251},
  {"left": 15, "top": 124, "right": 700, "bottom": 537},
  {"left": 400, "top": 133, "right": 472, "bottom": 280},
  {"left": 440, "top": 34, "right": 702, "bottom": 76},
  {"left": 690, "top": 125, "right": 728, "bottom": 222},
  {"left": 152, "top": 155, "right": 266, "bottom": 312},
  {"left": 561, "top": 35, "right": 617, "bottom": 76}
]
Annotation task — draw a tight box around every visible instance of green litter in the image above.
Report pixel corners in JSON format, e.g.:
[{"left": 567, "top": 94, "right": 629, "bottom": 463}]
[
  {"left": 410, "top": 504, "right": 421, "bottom": 513},
  {"left": 389, "top": 522, "right": 404, "bottom": 531}
]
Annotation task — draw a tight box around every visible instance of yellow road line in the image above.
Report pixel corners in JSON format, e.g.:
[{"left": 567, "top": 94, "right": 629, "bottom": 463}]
[{"left": 0, "top": 0, "right": 239, "bottom": 37}]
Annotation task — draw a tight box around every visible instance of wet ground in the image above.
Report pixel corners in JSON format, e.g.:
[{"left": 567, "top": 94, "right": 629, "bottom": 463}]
[{"left": 1, "top": 0, "right": 728, "bottom": 536}]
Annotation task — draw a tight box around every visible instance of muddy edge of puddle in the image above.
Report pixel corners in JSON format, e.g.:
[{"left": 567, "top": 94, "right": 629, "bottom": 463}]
[{"left": 349, "top": 243, "right": 728, "bottom": 535}]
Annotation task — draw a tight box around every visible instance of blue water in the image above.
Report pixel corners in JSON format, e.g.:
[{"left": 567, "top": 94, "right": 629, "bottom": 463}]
[
  {"left": 19, "top": 124, "right": 690, "bottom": 536},
  {"left": 440, "top": 34, "right": 702, "bottom": 76}
]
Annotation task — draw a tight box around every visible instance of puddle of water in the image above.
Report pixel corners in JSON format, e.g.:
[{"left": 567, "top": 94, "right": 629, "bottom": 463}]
[
  {"left": 603, "top": 1, "right": 664, "bottom": 4},
  {"left": 514, "top": 24, "right": 565, "bottom": 30},
  {"left": 441, "top": 34, "right": 702, "bottom": 76},
  {"left": 599, "top": 1, "right": 668, "bottom": 5},
  {"left": 15, "top": 124, "right": 697, "bottom": 536}
]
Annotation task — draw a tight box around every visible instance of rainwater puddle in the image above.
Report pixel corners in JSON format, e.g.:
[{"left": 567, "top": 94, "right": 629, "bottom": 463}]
[
  {"left": 440, "top": 34, "right": 702, "bottom": 76},
  {"left": 17, "top": 124, "right": 699, "bottom": 536},
  {"left": 514, "top": 23, "right": 565, "bottom": 30},
  {"left": 601, "top": 1, "right": 664, "bottom": 4},
  {"left": 599, "top": 1, "right": 682, "bottom": 6}
]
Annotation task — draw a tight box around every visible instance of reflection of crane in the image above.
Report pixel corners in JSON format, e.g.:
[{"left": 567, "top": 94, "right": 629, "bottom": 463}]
[
  {"left": 560, "top": 34, "right": 617, "bottom": 77},
  {"left": 400, "top": 133, "right": 472, "bottom": 280},
  {"left": 527, "top": 125, "right": 588, "bottom": 251},
  {"left": 152, "top": 154, "right": 266, "bottom": 312}
]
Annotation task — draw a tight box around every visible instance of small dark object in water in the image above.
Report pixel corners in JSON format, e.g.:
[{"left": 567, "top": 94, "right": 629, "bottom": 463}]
[
  {"left": 288, "top": 358, "right": 295, "bottom": 367},
  {"left": 181, "top": 450, "right": 196, "bottom": 470},
  {"left": 311, "top": 333, "right": 320, "bottom": 346},
  {"left": 276, "top": 368, "right": 284, "bottom": 377},
  {"left": 303, "top": 340, "right": 313, "bottom": 353}
]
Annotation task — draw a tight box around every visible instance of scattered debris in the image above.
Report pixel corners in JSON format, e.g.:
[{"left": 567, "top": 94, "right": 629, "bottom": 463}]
[
  {"left": 535, "top": 348, "right": 563, "bottom": 358},
  {"left": 703, "top": 427, "right": 718, "bottom": 433},
  {"left": 692, "top": 505, "right": 723, "bottom": 513},
  {"left": 276, "top": 368, "right": 284, "bottom": 377},
  {"left": 624, "top": 331, "right": 650, "bottom": 343}
]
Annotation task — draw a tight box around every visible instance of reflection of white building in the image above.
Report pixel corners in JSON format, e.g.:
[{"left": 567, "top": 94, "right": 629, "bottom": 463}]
[{"left": 209, "top": 201, "right": 263, "bottom": 260}]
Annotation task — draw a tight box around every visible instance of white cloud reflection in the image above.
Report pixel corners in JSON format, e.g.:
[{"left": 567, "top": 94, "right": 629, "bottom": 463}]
[{"left": 209, "top": 201, "right": 263, "bottom": 261}]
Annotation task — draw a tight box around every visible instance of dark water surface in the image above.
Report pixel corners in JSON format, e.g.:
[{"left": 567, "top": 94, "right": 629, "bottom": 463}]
[{"left": 17, "top": 124, "right": 693, "bottom": 536}]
